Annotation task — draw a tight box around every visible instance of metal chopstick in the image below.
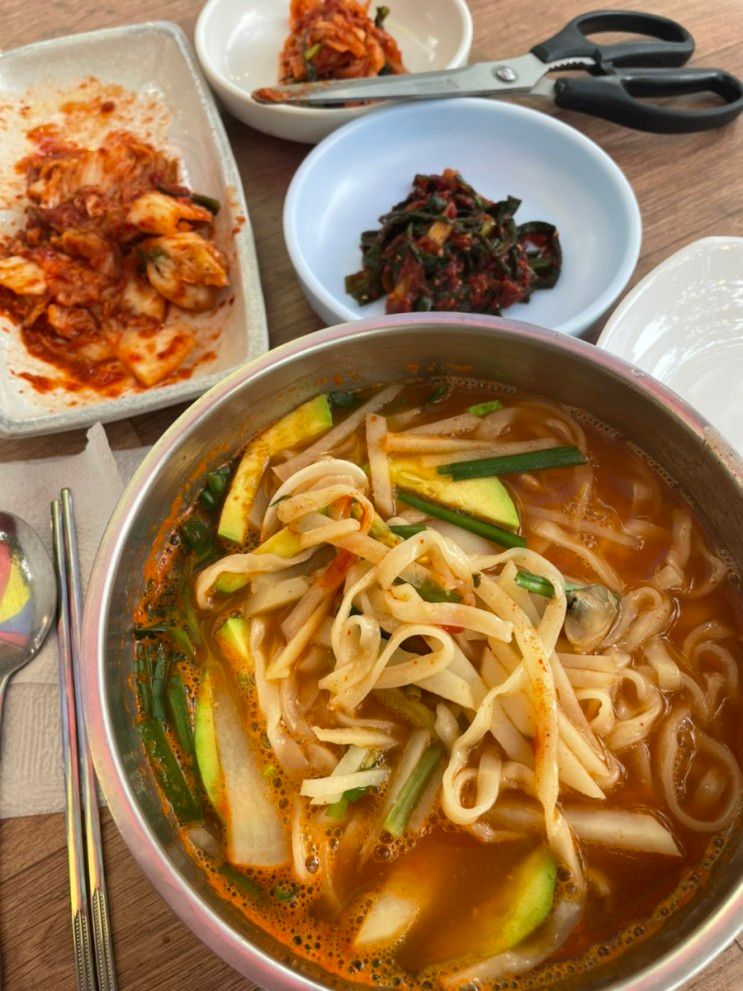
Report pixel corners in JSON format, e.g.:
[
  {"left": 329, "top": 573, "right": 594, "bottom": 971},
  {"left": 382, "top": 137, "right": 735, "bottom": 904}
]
[
  {"left": 61, "top": 488, "right": 118, "bottom": 991},
  {"left": 52, "top": 499, "right": 97, "bottom": 991}
]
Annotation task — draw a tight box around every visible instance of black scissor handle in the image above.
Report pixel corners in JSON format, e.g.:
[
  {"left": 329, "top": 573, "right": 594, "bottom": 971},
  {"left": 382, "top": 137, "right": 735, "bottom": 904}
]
[
  {"left": 532, "top": 10, "right": 694, "bottom": 70},
  {"left": 553, "top": 67, "right": 743, "bottom": 133}
]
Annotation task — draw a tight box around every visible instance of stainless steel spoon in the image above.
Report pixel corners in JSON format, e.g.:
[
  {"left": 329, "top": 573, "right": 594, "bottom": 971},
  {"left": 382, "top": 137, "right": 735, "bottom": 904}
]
[{"left": 0, "top": 511, "right": 56, "bottom": 724}]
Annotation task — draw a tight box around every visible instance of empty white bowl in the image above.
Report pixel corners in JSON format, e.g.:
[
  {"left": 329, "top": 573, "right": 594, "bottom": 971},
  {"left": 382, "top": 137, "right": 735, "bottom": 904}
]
[
  {"left": 284, "top": 98, "right": 642, "bottom": 335},
  {"left": 195, "top": 0, "right": 473, "bottom": 144},
  {"left": 598, "top": 236, "right": 743, "bottom": 454}
]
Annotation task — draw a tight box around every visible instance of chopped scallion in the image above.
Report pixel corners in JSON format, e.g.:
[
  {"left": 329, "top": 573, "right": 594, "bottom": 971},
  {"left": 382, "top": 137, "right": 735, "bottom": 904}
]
[
  {"left": 437, "top": 445, "right": 587, "bottom": 480},
  {"left": 199, "top": 488, "right": 217, "bottom": 509},
  {"left": 515, "top": 570, "right": 556, "bottom": 598},
  {"left": 135, "top": 643, "right": 153, "bottom": 717},
  {"left": 515, "top": 570, "right": 583, "bottom": 599},
  {"left": 425, "top": 381, "right": 450, "bottom": 405},
  {"left": 389, "top": 522, "right": 426, "bottom": 539},
  {"left": 467, "top": 399, "right": 503, "bottom": 417},
  {"left": 190, "top": 192, "right": 220, "bottom": 214},
  {"left": 181, "top": 516, "right": 214, "bottom": 559},
  {"left": 326, "top": 786, "right": 368, "bottom": 820},
  {"left": 207, "top": 468, "right": 230, "bottom": 496},
  {"left": 131, "top": 623, "right": 195, "bottom": 659},
  {"left": 151, "top": 643, "right": 169, "bottom": 724},
  {"left": 373, "top": 688, "right": 435, "bottom": 731},
  {"left": 139, "top": 718, "right": 201, "bottom": 823},
  {"left": 397, "top": 489, "right": 525, "bottom": 549},
  {"left": 383, "top": 742, "right": 444, "bottom": 837},
  {"left": 414, "top": 578, "right": 462, "bottom": 604},
  {"left": 328, "top": 390, "right": 357, "bottom": 409},
  {"left": 222, "top": 864, "right": 262, "bottom": 900},
  {"left": 374, "top": 5, "right": 390, "bottom": 28},
  {"left": 273, "top": 884, "right": 298, "bottom": 903},
  {"left": 166, "top": 673, "right": 194, "bottom": 762}
]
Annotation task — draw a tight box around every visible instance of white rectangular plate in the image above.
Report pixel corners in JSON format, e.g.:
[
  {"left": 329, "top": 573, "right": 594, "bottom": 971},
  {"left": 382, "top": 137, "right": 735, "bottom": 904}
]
[{"left": 0, "top": 21, "right": 268, "bottom": 438}]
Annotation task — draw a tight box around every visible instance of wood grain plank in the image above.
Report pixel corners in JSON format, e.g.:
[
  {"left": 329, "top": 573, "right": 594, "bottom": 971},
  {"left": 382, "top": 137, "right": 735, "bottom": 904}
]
[{"left": 0, "top": 1, "right": 741, "bottom": 989}]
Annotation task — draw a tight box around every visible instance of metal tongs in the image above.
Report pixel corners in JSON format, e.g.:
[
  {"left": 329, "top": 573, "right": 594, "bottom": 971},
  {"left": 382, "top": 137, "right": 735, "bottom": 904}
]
[{"left": 254, "top": 9, "right": 743, "bottom": 133}]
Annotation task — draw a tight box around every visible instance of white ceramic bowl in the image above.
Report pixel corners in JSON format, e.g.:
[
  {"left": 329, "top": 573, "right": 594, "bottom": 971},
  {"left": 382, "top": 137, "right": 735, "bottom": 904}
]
[
  {"left": 195, "top": 0, "right": 473, "bottom": 144},
  {"left": 284, "top": 98, "right": 642, "bottom": 335},
  {"left": 598, "top": 236, "right": 743, "bottom": 455}
]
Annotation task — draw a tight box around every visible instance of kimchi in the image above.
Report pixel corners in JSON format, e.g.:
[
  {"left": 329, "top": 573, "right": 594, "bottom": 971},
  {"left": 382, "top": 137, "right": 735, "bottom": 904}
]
[
  {"left": 279, "top": 1, "right": 406, "bottom": 84},
  {"left": 0, "top": 130, "right": 229, "bottom": 392}
]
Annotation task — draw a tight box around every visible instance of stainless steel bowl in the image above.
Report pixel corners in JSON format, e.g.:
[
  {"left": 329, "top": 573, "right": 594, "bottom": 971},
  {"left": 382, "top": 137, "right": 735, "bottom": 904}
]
[{"left": 82, "top": 314, "right": 743, "bottom": 991}]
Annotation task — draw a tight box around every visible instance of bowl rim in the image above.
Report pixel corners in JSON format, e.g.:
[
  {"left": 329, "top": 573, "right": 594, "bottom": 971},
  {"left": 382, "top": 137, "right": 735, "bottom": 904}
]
[
  {"left": 82, "top": 312, "right": 742, "bottom": 991},
  {"left": 194, "top": 0, "right": 474, "bottom": 121},
  {"left": 282, "top": 98, "right": 642, "bottom": 336}
]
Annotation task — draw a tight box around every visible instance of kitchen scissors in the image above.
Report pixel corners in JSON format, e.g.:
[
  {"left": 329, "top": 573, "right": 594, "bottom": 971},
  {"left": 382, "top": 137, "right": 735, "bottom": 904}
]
[{"left": 254, "top": 9, "right": 743, "bottom": 133}]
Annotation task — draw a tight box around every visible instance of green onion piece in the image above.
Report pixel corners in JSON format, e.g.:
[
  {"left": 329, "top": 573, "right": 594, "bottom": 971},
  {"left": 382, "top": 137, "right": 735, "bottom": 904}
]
[
  {"left": 221, "top": 864, "right": 262, "bottom": 900},
  {"left": 166, "top": 673, "right": 194, "bottom": 762},
  {"left": 181, "top": 517, "right": 214, "bottom": 559},
  {"left": 383, "top": 742, "right": 444, "bottom": 838},
  {"left": 373, "top": 688, "right": 435, "bottom": 731},
  {"left": 132, "top": 625, "right": 166, "bottom": 640},
  {"left": 151, "top": 643, "right": 169, "bottom": 724},
  {"left": 515, "top": 570, "right": 556, "bottom": 598},
  {"left": 414, "top": 578, "right": 462, "bottom": 604},
  {"left": 201, "top": 467, "right": 230, "bottom": 510},
  {"left": 273, "top": 884, "right": 298, "bottom": 903},
  {"left": 303, "top": 45, "right": 319, "bottom": 81},
  {"left": 515, "top": 570, "right": 583, "bottom": 598},
  {"left": 364, "top": 513, "right": 397, "bottom": 547},
  {"left": 326, "top": 798, "right": 347, "bottom": 820},
  {"left": 326, "top": 785, "right": 369, "bottom": 820},
  {"left": 206, "top": 468, "right": 230, "bottom": 496},
  {"left": 344, "top": 786, "right": 368, "bottom": 803},
  {"left": 426, "top": 381, "right": 450, "bottom": 405},
  {"left": 397, "top": 489, "right": 525, "bottom": 549},
  {"left": 132, "top": 623, "right": 195, "bottom": 659},
  {"left": 328, "top": 390, "right": 357, "bottom": 409},
  {"left": 190, "top": 192, "right": 221, "bottom": 214},
  {"left": 374, "top": 5, "right": 390, "bottom": 28},
  {"left": 304, "top": 42, "right": 322, "bottom": 60},
  {"left": 199, "top": 488, "right": 217, "bottom": 509},
  {"left": 389, "top": 522, "right": 426, "bottom": 539},
  {"left": 438, "top": 445, "right": 587, "bottom": 480},
  {"left": 467, "top": 399, "right": 503, "bottom": 417},
  {"left": 135, "top": 643, "right": 153, "bottom": 717},
  {"left": 263, "top": 764, "right": 277, "bottom": 778},
  {"left": 139, "top": 720, "right": 201, "bottom": 822}
]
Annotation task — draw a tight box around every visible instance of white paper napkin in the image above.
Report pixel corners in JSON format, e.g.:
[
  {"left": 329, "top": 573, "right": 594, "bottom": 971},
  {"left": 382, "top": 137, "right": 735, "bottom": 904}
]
[{"left": 0, "top": 425, "right": 149, "bottom": 818}]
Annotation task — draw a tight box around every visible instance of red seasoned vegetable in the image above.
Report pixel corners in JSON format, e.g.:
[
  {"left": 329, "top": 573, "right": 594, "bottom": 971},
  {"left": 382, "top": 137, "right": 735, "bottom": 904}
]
[
  {"left": 345, "top": 169, "right": 561, "bottom": 315},
  {"left": 279, "top": 1, "right": 405, "bottom": 84}
]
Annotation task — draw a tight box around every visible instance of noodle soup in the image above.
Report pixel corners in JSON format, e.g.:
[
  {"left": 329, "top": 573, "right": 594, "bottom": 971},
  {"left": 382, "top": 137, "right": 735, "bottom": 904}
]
[{"left": 133, "top": 379, "right": 742, "bottom": 989}]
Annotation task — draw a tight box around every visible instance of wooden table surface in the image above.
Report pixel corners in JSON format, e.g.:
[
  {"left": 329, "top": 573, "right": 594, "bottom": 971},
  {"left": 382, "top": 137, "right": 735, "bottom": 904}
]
[{"left": 1, "top": 0, "right": 741, "bottom": 988}]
